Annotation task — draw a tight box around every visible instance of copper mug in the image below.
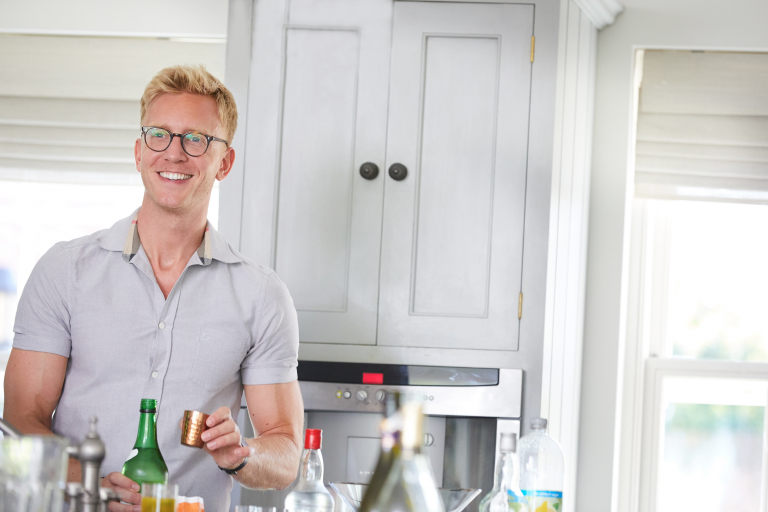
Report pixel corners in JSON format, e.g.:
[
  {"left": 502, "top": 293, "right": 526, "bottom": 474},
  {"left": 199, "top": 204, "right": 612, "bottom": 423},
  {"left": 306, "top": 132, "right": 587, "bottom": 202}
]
[{"left": 181, "top": 410, "right": 209, "bottom": 448}]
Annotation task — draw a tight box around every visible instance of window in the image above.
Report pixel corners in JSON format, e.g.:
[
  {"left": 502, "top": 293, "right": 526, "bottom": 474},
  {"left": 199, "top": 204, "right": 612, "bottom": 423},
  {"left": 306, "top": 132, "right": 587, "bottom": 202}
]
[
  {"left": 652, "top": 200, "right": 768, "bottom": 362},
  {"left": 622, "top": 49, "right": 768, "bottom": 512},
  {"left": 632, "top": 199, "right": 768, "bottom": 512}
]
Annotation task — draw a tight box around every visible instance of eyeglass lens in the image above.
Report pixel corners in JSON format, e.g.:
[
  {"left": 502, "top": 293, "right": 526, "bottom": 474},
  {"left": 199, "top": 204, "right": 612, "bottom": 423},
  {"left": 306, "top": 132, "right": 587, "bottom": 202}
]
[{"left": 144, "top": 127, "right": 208, "bottom": 156}]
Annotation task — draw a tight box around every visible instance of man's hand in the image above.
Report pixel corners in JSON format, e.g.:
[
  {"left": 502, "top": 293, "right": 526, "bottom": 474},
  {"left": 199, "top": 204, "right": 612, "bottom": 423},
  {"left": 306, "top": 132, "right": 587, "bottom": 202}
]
[
  {"left": 102, "top": 472, "right": 141, "bottom": 512},
  {"left": 199, "top": 406, "right": 252, "bottom": 470}
]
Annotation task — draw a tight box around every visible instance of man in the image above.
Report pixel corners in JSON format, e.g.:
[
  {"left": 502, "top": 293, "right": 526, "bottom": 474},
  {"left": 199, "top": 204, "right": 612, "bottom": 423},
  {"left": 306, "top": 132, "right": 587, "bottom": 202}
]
[{"left": 3, "top": 65, "right": 304, "bottom": 511}]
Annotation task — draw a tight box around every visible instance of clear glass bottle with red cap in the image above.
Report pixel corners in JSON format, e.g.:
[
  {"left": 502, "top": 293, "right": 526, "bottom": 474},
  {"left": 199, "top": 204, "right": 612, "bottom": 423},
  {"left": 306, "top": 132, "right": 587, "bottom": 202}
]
[{"left": 284, "top": 429, "right": 335, "bottom": 512}]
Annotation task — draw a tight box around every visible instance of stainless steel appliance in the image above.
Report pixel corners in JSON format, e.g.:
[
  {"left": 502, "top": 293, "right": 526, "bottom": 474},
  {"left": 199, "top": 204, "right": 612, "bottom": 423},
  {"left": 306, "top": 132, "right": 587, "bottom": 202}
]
[{"left": 236, "top": 361, "right": 523, "bottom": 512}]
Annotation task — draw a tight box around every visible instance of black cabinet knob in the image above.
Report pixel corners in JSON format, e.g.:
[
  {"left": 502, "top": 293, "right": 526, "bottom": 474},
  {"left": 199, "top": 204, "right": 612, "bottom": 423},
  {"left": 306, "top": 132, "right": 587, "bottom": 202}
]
[
  {"left": 388, "top": 163, "right": 408, "bottom": 181},
  {"left": 359, "top": 162, "right": 379, "bottom": 180}
]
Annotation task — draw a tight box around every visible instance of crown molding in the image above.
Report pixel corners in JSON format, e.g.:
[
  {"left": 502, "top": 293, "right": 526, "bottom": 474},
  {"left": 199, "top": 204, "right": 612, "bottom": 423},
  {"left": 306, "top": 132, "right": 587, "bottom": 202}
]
[{"left": 573, "top": 0, "right": 624, "bottom": 29}]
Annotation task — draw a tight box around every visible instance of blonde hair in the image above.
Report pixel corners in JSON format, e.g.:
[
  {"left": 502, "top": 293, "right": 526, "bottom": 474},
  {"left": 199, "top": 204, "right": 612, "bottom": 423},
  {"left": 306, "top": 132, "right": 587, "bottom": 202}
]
[{"left": 140, "top": 65, "right": 237, "bottom": 143}]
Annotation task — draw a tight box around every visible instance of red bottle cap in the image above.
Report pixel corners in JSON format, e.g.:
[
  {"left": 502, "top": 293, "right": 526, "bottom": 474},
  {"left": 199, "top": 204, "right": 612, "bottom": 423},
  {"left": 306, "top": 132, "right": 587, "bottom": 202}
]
[{"left": 304, "top": 429, "right": 322, "bottom": 450}]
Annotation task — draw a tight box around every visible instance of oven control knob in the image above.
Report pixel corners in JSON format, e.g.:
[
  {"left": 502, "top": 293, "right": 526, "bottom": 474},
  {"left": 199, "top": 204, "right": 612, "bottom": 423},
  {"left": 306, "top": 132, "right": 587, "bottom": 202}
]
[
  {"left": 423, "top": 433, "right": 434, "bottom": 447},
  {"left": 375, "top": 390, "right": 387, "bottom": 402},
  {"left": 343, "top": 391, "right": 352, "bottom": 399},
  {"left": 355, "top": 390, "right": 368, "bottom": 401}
]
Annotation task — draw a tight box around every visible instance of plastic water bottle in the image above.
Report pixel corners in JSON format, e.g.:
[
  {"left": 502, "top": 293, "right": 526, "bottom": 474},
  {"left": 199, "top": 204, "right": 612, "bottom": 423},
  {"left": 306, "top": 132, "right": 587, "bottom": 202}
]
[
  {"left": 478, "top": 432, "right": 528, "bottom": 512},
  {"left": 518, "top": 418, "right": 564, "bottom": 512},
  {"left": 284, "top": 429, "right": 335, "bottom": 512}
]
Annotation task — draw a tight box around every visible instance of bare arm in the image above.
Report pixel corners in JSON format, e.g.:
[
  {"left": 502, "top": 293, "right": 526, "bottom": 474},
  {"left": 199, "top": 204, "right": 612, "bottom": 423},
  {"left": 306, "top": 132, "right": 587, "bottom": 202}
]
[
  {"left": 201, "top": 381, "right": 304, "bottom": 490},
  {"left": 4, "top": 348, "right": 141, "bottom": 511},
  {"left": 2, "top": 348, "right": 78, "bottom": 479}
]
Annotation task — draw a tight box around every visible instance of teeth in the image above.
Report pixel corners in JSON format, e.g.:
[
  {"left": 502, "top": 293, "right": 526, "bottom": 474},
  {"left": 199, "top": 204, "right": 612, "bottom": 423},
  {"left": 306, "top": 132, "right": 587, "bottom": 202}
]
[{"left": 160, "top": 172, "right": 192, "bottom": 181}]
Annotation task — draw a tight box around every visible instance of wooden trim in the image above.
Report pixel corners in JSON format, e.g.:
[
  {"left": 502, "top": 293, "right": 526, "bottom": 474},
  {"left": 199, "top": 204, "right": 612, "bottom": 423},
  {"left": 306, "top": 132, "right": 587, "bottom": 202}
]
[{"left": 572, "top": 0, "right": 623, "bottom": 29}]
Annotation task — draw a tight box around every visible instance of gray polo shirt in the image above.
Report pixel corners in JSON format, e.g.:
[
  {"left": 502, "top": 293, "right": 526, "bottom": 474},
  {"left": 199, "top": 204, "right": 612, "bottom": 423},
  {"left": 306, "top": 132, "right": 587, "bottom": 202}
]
[{"left": 13, "top": 208, "right": 299, "bottom": 512}]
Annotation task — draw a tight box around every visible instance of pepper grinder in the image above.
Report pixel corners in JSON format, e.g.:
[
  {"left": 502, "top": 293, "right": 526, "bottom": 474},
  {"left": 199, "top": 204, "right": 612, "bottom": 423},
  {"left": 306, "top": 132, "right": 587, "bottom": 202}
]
[{"left": 66, "top": 417, "right": 119, "bottom": 512}]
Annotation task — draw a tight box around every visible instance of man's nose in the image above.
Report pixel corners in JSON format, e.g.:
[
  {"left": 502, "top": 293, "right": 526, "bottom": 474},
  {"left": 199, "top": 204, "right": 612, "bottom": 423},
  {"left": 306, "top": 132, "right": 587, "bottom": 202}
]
[{"left": 164, "top": 134, "right": 188, "bottom": 160}]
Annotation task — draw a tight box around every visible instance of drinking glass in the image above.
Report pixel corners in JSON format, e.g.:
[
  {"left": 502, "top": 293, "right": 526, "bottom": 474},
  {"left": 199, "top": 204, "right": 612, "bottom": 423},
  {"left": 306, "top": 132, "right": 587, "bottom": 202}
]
[
  {"left": 141, "top": 483, "right": 178, "bottom": 512},
  {"left": 0, "top": 435, "right": 69, "bottom": 512}
]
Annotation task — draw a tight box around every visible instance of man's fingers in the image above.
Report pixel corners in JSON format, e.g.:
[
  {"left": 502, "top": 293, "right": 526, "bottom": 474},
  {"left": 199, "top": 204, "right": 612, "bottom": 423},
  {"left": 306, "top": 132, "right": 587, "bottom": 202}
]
[
  {"left": 109, "top": 501, "right": 141, "bottom": 512},
  {"left": 102, "top": 471, "right": 140, "bottom": 511},
  {"left": 104, "top": 472, "right": 140, "bottom": 493},
  {"left": 112, "top": 488, "right": 141, "bottom": 505},
  {"left": 206, "top": 406, "right": 233, "bottom": 427},
  {"left": 204, "top": 431, "right": 242, "bottom": 452},
  {"left": 201, "top": 417, "right": 238, "bottom": 444}
]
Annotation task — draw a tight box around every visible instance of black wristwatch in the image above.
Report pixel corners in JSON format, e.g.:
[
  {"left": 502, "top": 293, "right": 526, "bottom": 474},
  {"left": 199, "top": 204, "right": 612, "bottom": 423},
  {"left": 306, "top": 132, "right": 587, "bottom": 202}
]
[{"left": 218, "top": 439, "right": 249, "bottom": 475}]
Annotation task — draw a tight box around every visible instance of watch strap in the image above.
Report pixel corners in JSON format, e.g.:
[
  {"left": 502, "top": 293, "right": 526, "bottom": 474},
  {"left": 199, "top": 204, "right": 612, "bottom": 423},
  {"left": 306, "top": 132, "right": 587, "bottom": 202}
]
[
  {"left": 218, "top": 439, "right": 250, "bottom": 475},
  {"left": 219, "top": 456, "right": 248, "bottom": 475}
]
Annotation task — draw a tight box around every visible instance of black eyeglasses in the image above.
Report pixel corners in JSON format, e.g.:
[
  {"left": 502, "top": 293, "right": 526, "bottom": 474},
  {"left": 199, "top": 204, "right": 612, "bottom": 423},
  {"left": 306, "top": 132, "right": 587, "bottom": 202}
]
[{"left": 141, "top": 126, "right": 229, "bottom": 157}]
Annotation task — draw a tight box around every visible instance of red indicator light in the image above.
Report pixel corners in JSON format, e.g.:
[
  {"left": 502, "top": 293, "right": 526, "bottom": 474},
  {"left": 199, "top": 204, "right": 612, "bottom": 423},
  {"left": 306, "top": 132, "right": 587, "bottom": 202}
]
[{"left": 363, "top": 373, "right": 384, "bottom": 384}]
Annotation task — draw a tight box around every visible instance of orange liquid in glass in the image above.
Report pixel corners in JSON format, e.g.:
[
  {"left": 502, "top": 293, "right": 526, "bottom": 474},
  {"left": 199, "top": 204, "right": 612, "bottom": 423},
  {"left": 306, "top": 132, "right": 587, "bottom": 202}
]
[{"left": 141, "top": 497, "right": 176, "bottom": 512}]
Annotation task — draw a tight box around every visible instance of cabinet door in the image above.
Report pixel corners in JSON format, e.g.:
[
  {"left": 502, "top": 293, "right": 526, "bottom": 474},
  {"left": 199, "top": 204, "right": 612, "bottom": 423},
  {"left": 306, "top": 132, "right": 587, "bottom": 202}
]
[
  {"left": 239, "top": 0, "right": 393, "bottom": 344},
  {"left": 377, "top": 2, "right": 534, "bottom": 350}
]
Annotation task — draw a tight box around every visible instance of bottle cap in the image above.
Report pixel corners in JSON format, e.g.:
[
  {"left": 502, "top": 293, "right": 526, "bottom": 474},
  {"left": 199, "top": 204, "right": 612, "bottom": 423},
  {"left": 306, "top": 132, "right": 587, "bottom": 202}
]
[
  {"left": 305, "top": 429, "right": 322, "bottom": 450},
  {"left": 140, "top": 398, "right": 158, "bottom": 413},
  {"left": 499, "top": 432, "right": 517, "bottom": 453},
  {"left": 530, "top": 417, "right": 548, "bottom": 430}
]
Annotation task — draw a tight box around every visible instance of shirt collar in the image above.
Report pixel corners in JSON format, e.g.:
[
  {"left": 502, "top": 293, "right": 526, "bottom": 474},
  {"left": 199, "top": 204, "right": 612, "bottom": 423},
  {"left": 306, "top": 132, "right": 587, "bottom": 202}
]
[{"left": 97, "top": 208, "right": 242, "bottom": 265}]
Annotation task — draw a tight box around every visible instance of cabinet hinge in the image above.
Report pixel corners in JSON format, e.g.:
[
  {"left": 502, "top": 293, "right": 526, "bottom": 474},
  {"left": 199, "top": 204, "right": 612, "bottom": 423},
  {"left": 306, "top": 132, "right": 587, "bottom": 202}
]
[
  {"left": 530, "top": 36, "right": 535, "bottom": 63},
  {"left": 518, "top": 292, "right": 523, "bottom": 320}
]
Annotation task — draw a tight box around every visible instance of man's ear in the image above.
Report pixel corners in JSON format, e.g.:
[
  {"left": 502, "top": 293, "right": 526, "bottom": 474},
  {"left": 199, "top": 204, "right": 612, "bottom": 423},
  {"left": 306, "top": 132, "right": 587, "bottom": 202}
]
[
  {"left": 134, "top": 138, "right": 142, "bottom": 172},
  {"left": 216, "top": 147, "right": 236, "bottom": 181}
]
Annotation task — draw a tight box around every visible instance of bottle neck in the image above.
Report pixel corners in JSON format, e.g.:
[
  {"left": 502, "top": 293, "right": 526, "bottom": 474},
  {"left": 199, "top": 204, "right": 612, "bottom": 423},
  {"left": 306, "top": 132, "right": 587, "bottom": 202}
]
[
  {"left": 381, "top": 431, "right": 397, "bottom": 453},
  {"left": 134, "top": 411, "right": 159, "bottom": 449},
  {"left": 498, "top": 452, "right": 522, "bottom": 493},
  {"left": 301, "top": 448, "right": 325, "bottom": 482}
]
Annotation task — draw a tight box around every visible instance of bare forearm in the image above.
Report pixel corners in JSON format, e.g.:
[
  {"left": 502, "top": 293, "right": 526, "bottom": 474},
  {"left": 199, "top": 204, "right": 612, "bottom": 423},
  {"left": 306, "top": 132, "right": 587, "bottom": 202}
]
[
  {"left": 234, "top": 431, "right": 302, "bottom": 490},
  {"left": 2, "top": 411, "right": 83, "bottom": 482},
  {"left": 3, "top": 349, "right": 78, "bottom": 480}
]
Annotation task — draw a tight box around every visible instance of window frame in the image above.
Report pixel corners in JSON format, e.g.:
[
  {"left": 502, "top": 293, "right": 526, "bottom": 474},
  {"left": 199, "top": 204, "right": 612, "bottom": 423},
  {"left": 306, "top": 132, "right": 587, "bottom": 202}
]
[
  {"left": 621, "top": 197, "right": 768, "bottom": 512},
  {"left": 640, "top": 358, "right": 768, "bottom": 512}
]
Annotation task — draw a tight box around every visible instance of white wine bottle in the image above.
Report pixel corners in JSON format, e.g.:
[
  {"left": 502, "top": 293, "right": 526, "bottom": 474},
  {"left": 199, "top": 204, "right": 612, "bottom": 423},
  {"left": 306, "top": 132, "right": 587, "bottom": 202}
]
[
  {"left": 478, "top": 432, "right": 529, "bottom": 512},
  {"left": 359, "top": 392, "right": 401, "bottom": 512},
  {"left": 368, "top": 401, "right": 444, "bottom": 512}
]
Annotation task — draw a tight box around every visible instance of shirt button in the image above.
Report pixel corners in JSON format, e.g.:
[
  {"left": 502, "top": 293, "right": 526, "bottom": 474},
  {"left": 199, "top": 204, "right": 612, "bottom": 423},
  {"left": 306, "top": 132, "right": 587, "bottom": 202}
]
[
  {"left": 158, "top": 322, "right": 165, "bottom": 329},
  {"left": 151, "top": 371, "right": 159, "bottom": 379}
]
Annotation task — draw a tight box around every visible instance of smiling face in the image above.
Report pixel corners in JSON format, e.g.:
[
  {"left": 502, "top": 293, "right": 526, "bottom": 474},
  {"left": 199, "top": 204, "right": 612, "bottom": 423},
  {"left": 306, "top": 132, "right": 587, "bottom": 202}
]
[{"left": 135, "top": 92, "right": 234, "bottom": 216}]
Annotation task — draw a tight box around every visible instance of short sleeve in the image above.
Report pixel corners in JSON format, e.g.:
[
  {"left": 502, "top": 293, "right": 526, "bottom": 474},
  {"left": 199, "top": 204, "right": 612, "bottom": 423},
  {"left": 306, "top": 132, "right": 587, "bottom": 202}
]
[
  {"left": 241, "top": 272, "right": 299, "bottom": 385},
  {"left": 13, "top": 243, "right": 72, "bottom": 358}
]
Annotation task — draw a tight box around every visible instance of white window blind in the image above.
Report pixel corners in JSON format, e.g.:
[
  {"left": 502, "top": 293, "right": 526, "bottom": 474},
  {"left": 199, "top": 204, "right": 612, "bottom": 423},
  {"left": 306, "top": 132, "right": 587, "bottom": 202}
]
[
  {"left": 0, "top": 34, "right": 226, "bottom": 183},
  {"left": 634, "top": 50, "right": 768, "bottom": 203}
]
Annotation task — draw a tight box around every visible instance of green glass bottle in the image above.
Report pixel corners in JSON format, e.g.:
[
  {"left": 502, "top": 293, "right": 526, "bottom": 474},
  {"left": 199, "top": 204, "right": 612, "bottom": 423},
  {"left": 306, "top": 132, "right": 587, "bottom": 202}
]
[{"left": 122, "top": 398, "right": 168, "bottom": 490}]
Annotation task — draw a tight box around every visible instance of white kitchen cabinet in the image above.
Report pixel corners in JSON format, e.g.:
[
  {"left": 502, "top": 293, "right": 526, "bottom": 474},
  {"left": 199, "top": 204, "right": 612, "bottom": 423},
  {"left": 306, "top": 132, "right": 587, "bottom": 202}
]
[
  {"left": 378, "top": 2, "right": 533, "bottom": 350},
  {"left": 239, "top": 0, "right": 394, "bottom": 345},
  {"left": 236, "top": 0, "right": 534, "bottom": 350}
]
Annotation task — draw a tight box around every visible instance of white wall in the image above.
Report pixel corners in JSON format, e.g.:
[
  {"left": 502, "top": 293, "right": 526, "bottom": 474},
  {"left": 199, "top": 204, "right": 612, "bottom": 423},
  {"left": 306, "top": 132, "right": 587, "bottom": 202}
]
[
  {"left": 578, "top": 1, "right": 768, "bottom": 511},
  {"left": 0, "top": 0, "right": 228, "bottom": 36}
]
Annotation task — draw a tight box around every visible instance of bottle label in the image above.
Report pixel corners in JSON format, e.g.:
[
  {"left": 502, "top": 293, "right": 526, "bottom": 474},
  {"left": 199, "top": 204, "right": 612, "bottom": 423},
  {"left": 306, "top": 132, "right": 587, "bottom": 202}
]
[
  {"left": 507, "top": 490, "right": 529, "bottom": 512},
  {"left": 522, "top": 490, "right": 563, "bottom": 512}
]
